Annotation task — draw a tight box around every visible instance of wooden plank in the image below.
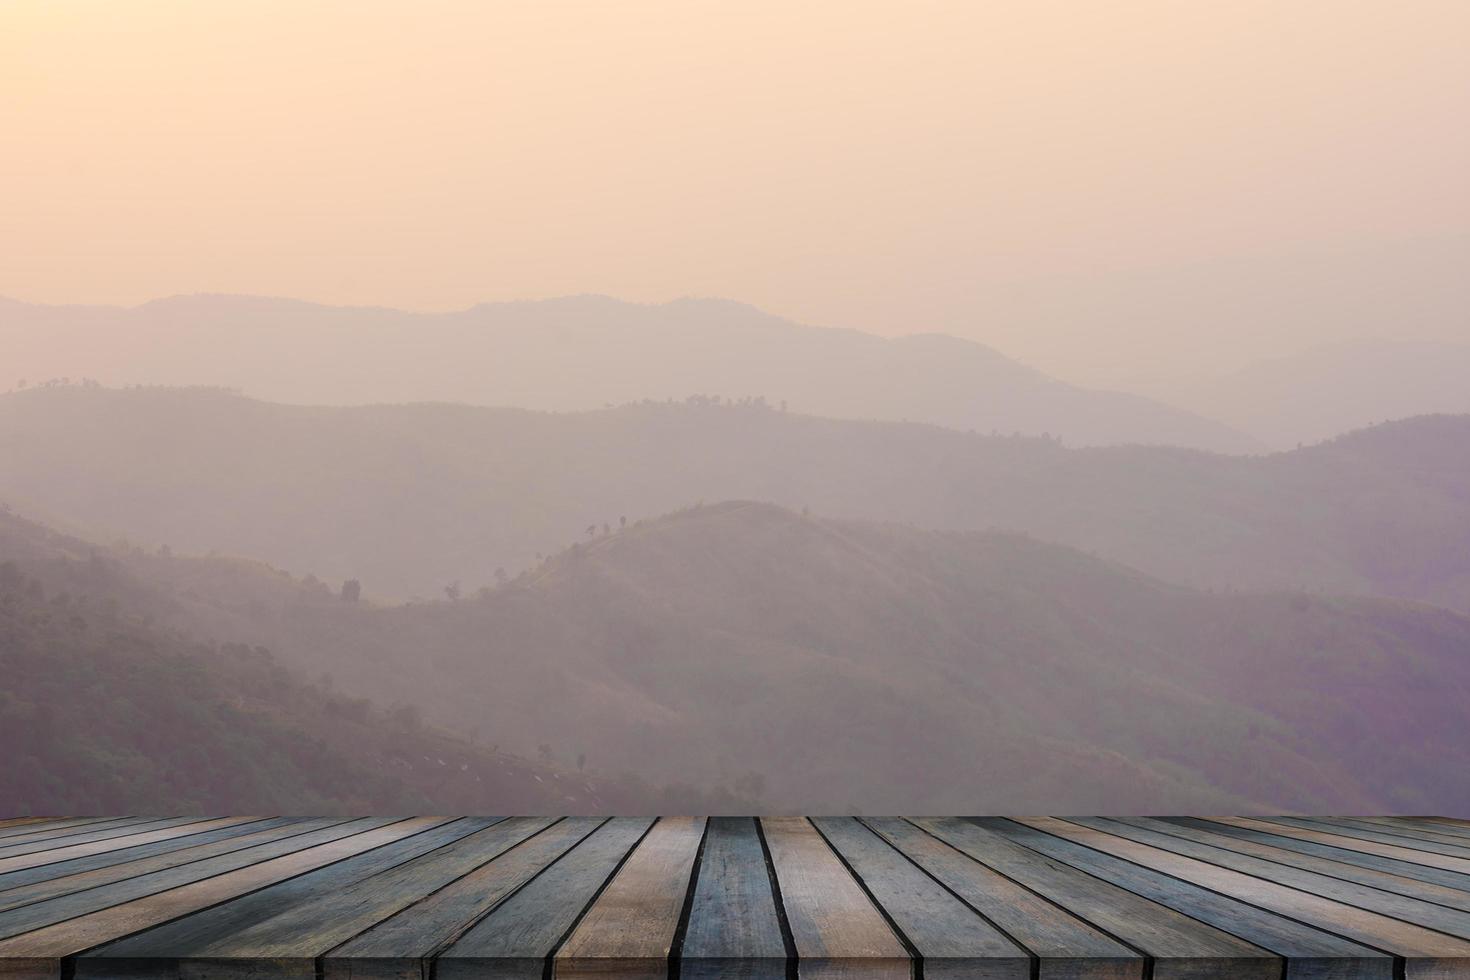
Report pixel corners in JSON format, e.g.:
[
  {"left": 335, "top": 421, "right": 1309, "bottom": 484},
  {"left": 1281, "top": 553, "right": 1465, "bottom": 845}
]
[
  {"left": 1131, "top": 818, "right": 1470, "bottom": 913},
  {"left": 1355, "top": 818, "right": 1470, "bottom": 844},
  {"left": 325, "top": 817, "right": 607, "bottom": 980},
  {"left": 812, "top": 817, "right": 1027, "bottom": 980},
  {"left": 437, "top": 817, "right": 654, "bottom": 980},
  {"left": 0, "top": 818, "right": 389, "bottom": 941},
  {"left": 1019, "top": 817, "right": 1470, "bottom": 979},
  {"left": 0, "top": 820, "right": 149, "bottom": 851},
  {"left": 555, "top": 816, "right": 706, "bottom": 980},
  {"left": 1263, "top": 818, "right": 1470, "bottom": 862},
  {"left": 978, "top": 818, "right": 1390, "bottom": 980},
  {"left": 0, "top": 821, "right": 121, "bottom": 844},
  {"left": 0, "top": 816, "right": 455, "bottom": 977},
  {"left": 0, "top": 818, "right": 259, "bottom": 875},
  {"left": 1195, "top": 818, "right": 1470, "bottom": 892},
  {"left": 78, "top": 817, "right": 501, "bottom": 973},
  {"left": 1093, "top": 817, "right": 1470, "bottom": 936},
  {"left": 761, "top": 816, "right": 909, "bottom": 980},
  {"left": 91, "top": 817, "right": 554, "bottom": 974},
  {"left": 0, "top": 823, "right": 63, "bottom": 840},
  {"left": 863, "top": 818, "right": 1142, "bottom": 980},
  {"left": 0, "top": 819, "right": 298, "bottom": 900},
  {"left": 912, "top": 818, "right": 1278, "bottom": 980},
  {"left": 1240, "top": 818, "right": 1470, "bottom": 875},
  {"left": 1309, "top": 818, "right": 1470, "bottom": 849},
  {"left": 677, "top": 817, "right": 787, "bottom": 980}
]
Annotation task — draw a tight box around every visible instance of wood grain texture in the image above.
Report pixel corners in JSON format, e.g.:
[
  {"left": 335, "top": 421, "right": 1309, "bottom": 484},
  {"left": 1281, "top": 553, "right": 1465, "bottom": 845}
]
[
  {"left": 761, "top": 817, "right": 909, "bottom": 980},
  {"left": 0, "top": 819, "right": 305, "bottom": 905},
  {"left": 0, "top": 818, "right": 391, "bottom": 942},
  {"left": 0, "top": 817, "right": 453, "bottom": 968},
  {"left": 1191, "top": 818, "right": 1470, "bottom": 892},
  {"left": 555, "top": 817, "right": 706, "bottom": 980},
  {"left": 1128, "top": 819, "right": 1470, "bottom": 913},
  {"left": 977, "top": 819, "right": 1391, "bottom": 980},
  {"left": 1, "top": 817, "right": 1469, "bottom": 980},
  {"left": 326, "top": 817, "right": 606, "bottom": 980},
  {"left": 0, "top": 818, "right": 260, "bottom": 875},
  {"left": 438, "top": 817, "right": 654, "bottom": 980},
  {"left": 863, "top": 818, "right": 1142, "bottom": 980},
  {"left": 914, "top": 818, "right": 1279, "bottom": 980},
  {"left": 1020, "top": 817, "right": 1470, "bottom": 978},
  {"left": 678, "top": 817, "right": 787, "bottom": 980}
]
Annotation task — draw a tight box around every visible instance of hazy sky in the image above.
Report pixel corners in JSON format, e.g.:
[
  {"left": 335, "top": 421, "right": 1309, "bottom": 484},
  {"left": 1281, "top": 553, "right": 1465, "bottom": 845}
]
[{"left": 3, "top": 1, "right": 1467, "bottom": 383}]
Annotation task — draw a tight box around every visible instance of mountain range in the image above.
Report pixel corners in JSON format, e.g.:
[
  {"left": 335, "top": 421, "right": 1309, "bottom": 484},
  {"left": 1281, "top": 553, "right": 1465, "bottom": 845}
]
[
  {"left": 0, "top": 294, "right": 1259, "bottom": 452},
  {"left": 5, "top": 500, "right": 1469, "bottom": 813},
  {"left": 2, "top": 386, "right": 1466, "bottom": 610}
]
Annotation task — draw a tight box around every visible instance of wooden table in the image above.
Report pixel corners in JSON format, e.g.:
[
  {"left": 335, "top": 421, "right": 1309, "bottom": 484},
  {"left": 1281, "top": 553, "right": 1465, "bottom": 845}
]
[{"left": 1, "top": 815, "right": 1468, "bottom": 979}]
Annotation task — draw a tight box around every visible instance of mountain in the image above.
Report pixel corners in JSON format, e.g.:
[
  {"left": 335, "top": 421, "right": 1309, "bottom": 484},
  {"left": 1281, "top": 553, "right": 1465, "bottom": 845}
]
[
  {"left": 0, "top": 511, "right": 759, "bottom": 814},
  {"left": 1, "top": 386, "right": 1466, "bottom": 609},
  {"left": 1139, "top": 338, "right": 1470, "bottom": 450},
  {"left": 15, "top": 499, "right": 1468, "bottom": 814},
  {"left": 0, "top": 293, "right": 1258, "bottom": 451}
]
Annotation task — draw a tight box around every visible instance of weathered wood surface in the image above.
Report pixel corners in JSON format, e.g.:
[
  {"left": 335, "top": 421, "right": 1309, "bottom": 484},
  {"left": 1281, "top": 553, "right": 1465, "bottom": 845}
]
[{"left": 0, "top": 816, "right": 1466, "bottom": 980}]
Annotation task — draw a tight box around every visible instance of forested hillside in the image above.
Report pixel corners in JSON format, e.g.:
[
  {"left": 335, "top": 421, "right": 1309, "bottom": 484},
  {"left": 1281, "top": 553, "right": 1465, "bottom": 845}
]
[
  {"left": 11, "top": 501, "right": 1467, "bottom": 814},
  {"left": 2, "top": 386, "right": 1466, "bottom": 608},
  {"left": 0, "top": 513, "right": 759, "bottom": 814}
]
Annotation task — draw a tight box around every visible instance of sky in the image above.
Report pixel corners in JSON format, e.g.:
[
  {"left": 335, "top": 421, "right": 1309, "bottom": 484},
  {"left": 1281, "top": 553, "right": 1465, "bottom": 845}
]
[{"left": 2, "top": 1, "right": 1467, "bottom": 384}]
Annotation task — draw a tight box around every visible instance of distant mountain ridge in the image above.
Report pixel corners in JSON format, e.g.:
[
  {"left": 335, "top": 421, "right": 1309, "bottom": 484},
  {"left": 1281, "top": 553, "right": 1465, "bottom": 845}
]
[
  {"left": 0, "top": 293, "right": 1259, "bottom": 451},
  {"left": 1141, "top": 337, "right": 1470, "bottom": 449},
  {"left": 1, "top": 386, "right": 1465, "bottom": 608},
  {"left": 13, "top": 499, "right": 1468, "bottom": 814}
]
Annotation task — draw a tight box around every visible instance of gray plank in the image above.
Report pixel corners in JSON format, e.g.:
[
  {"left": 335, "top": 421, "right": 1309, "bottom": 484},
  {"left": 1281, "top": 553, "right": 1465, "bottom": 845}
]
[
  {"left": 0, "top": 819, "right": 300, "bottom": 900},
  {"left": 1132, "top": 819, "right": 1470, "bottom": 913},
  {"left": 864, "top": 818, "right": 1141, "bottom": 980},
  {"left": 437, "top": 817, "right": 654, "bottom": 980},
  {"left": 761, "top": 816, "right": 909, "bottom": 980},
  {"left": 555, "top": 817, "right": 706, "bottom": 980},
  {"left": 1263, "top": 818, "right": 1470, "bottom": 863},
  {"left": 139, "top": 817, "right": 553, "bottom": 964},
  {"left": 0, "top": 821, "right": 114, "bottom": 843},
  {"left": 0, "top": 820, "right": 150, "bottom": 852},
  {"left": 1190, "top": 818, "right": 1470, "bottom": 892},
  {"left": 326, "top": 818, "right": 605, "bottom": 980},
  {"left": 1352, "top": 819, "right": 1470, "bottom": 844},
  {"left": 813, "top": 817, "right": 1027, "bottom": 980},
  {"left": 1310, "top": 818, "right": 1470, "bottom": 850},
  {"left": 0, "top": 822, "right": 313, "bottom": 910},
  {"left": 0, "top": 818, "right": 258, "bottom": 875},
  {"left": 679, "top": 817, "right": 787, "bottom": 980},
  {"left": 914, "top": 818, "right": 1279, "bottom": 980},
  {"left": 0, "top": 818, "right": 390, "bottom": 940},
  {"left": 976, "top": 819, "right": 1390, "bottom": 980},
  {"left": 1021, "top": 817, "right": 1470, "bottom": 977},
  {"left": 80, "top": 817, "right": 500, "bottom": 971},
  {"left": 1091, "top": 817, "right": 1470, "bottom": 940},
  {"left": 0, "top": 816, "right": 455, "bottom": 979}
]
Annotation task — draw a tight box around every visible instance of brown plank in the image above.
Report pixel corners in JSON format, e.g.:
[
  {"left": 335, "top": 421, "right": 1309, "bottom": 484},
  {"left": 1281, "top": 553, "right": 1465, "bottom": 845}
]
[
  {"left": 0, "top": 816, "right": 453, "bottom": 976},
  {"left": 0, "top": 820, "right": 149, "bottom": 851},
  {"left": 1279, "top": 819, "right": 1470, "bottom": 859},
  {"left": 863, "top": 818, "right": 1142, "bottom": 980},
  {"left": 761, "top": 816, "right": 909, "bottom": 980},
  {"left": 1356, "top": 818, "right": 1470, "bottom": 844},
  {"left": 437, "top": 817, "right": 654, "bottom": 980},
  {"left": 0, "top": 818, "right": 260, "bottom": 875},
  {"left": 1221, "top": 817, "right": 1470, "bottom": 875},
  {"left": 554, "top": 816, "right": 706, "bottom": 980},
  {"left": 1019, "top": 817, "right": 1470, "bottom": 979},
  {"left": 325, "top": 817, "right": 606, "bottom": 980},
  {"left": 913, "top": 818, "right": 1278, "bottom": 980}
]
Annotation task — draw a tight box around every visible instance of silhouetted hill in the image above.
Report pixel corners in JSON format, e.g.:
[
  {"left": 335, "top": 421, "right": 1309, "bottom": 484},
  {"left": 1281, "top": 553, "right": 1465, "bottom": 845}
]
[
  {"left": 13, "top": 500, "right": 1469, "bottom": 814},
  {"left": 0, "top": 293, "right": 1257, "bottom": 451},
  {"left": 1142, "top": 339, "right": 1470, "bottom": 449},
  {"left": 1, "top": 387, "right": 1465, "bottom": 608},
  {"left": 0, "top": 511, "right": 759, "bottom": 814}
]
